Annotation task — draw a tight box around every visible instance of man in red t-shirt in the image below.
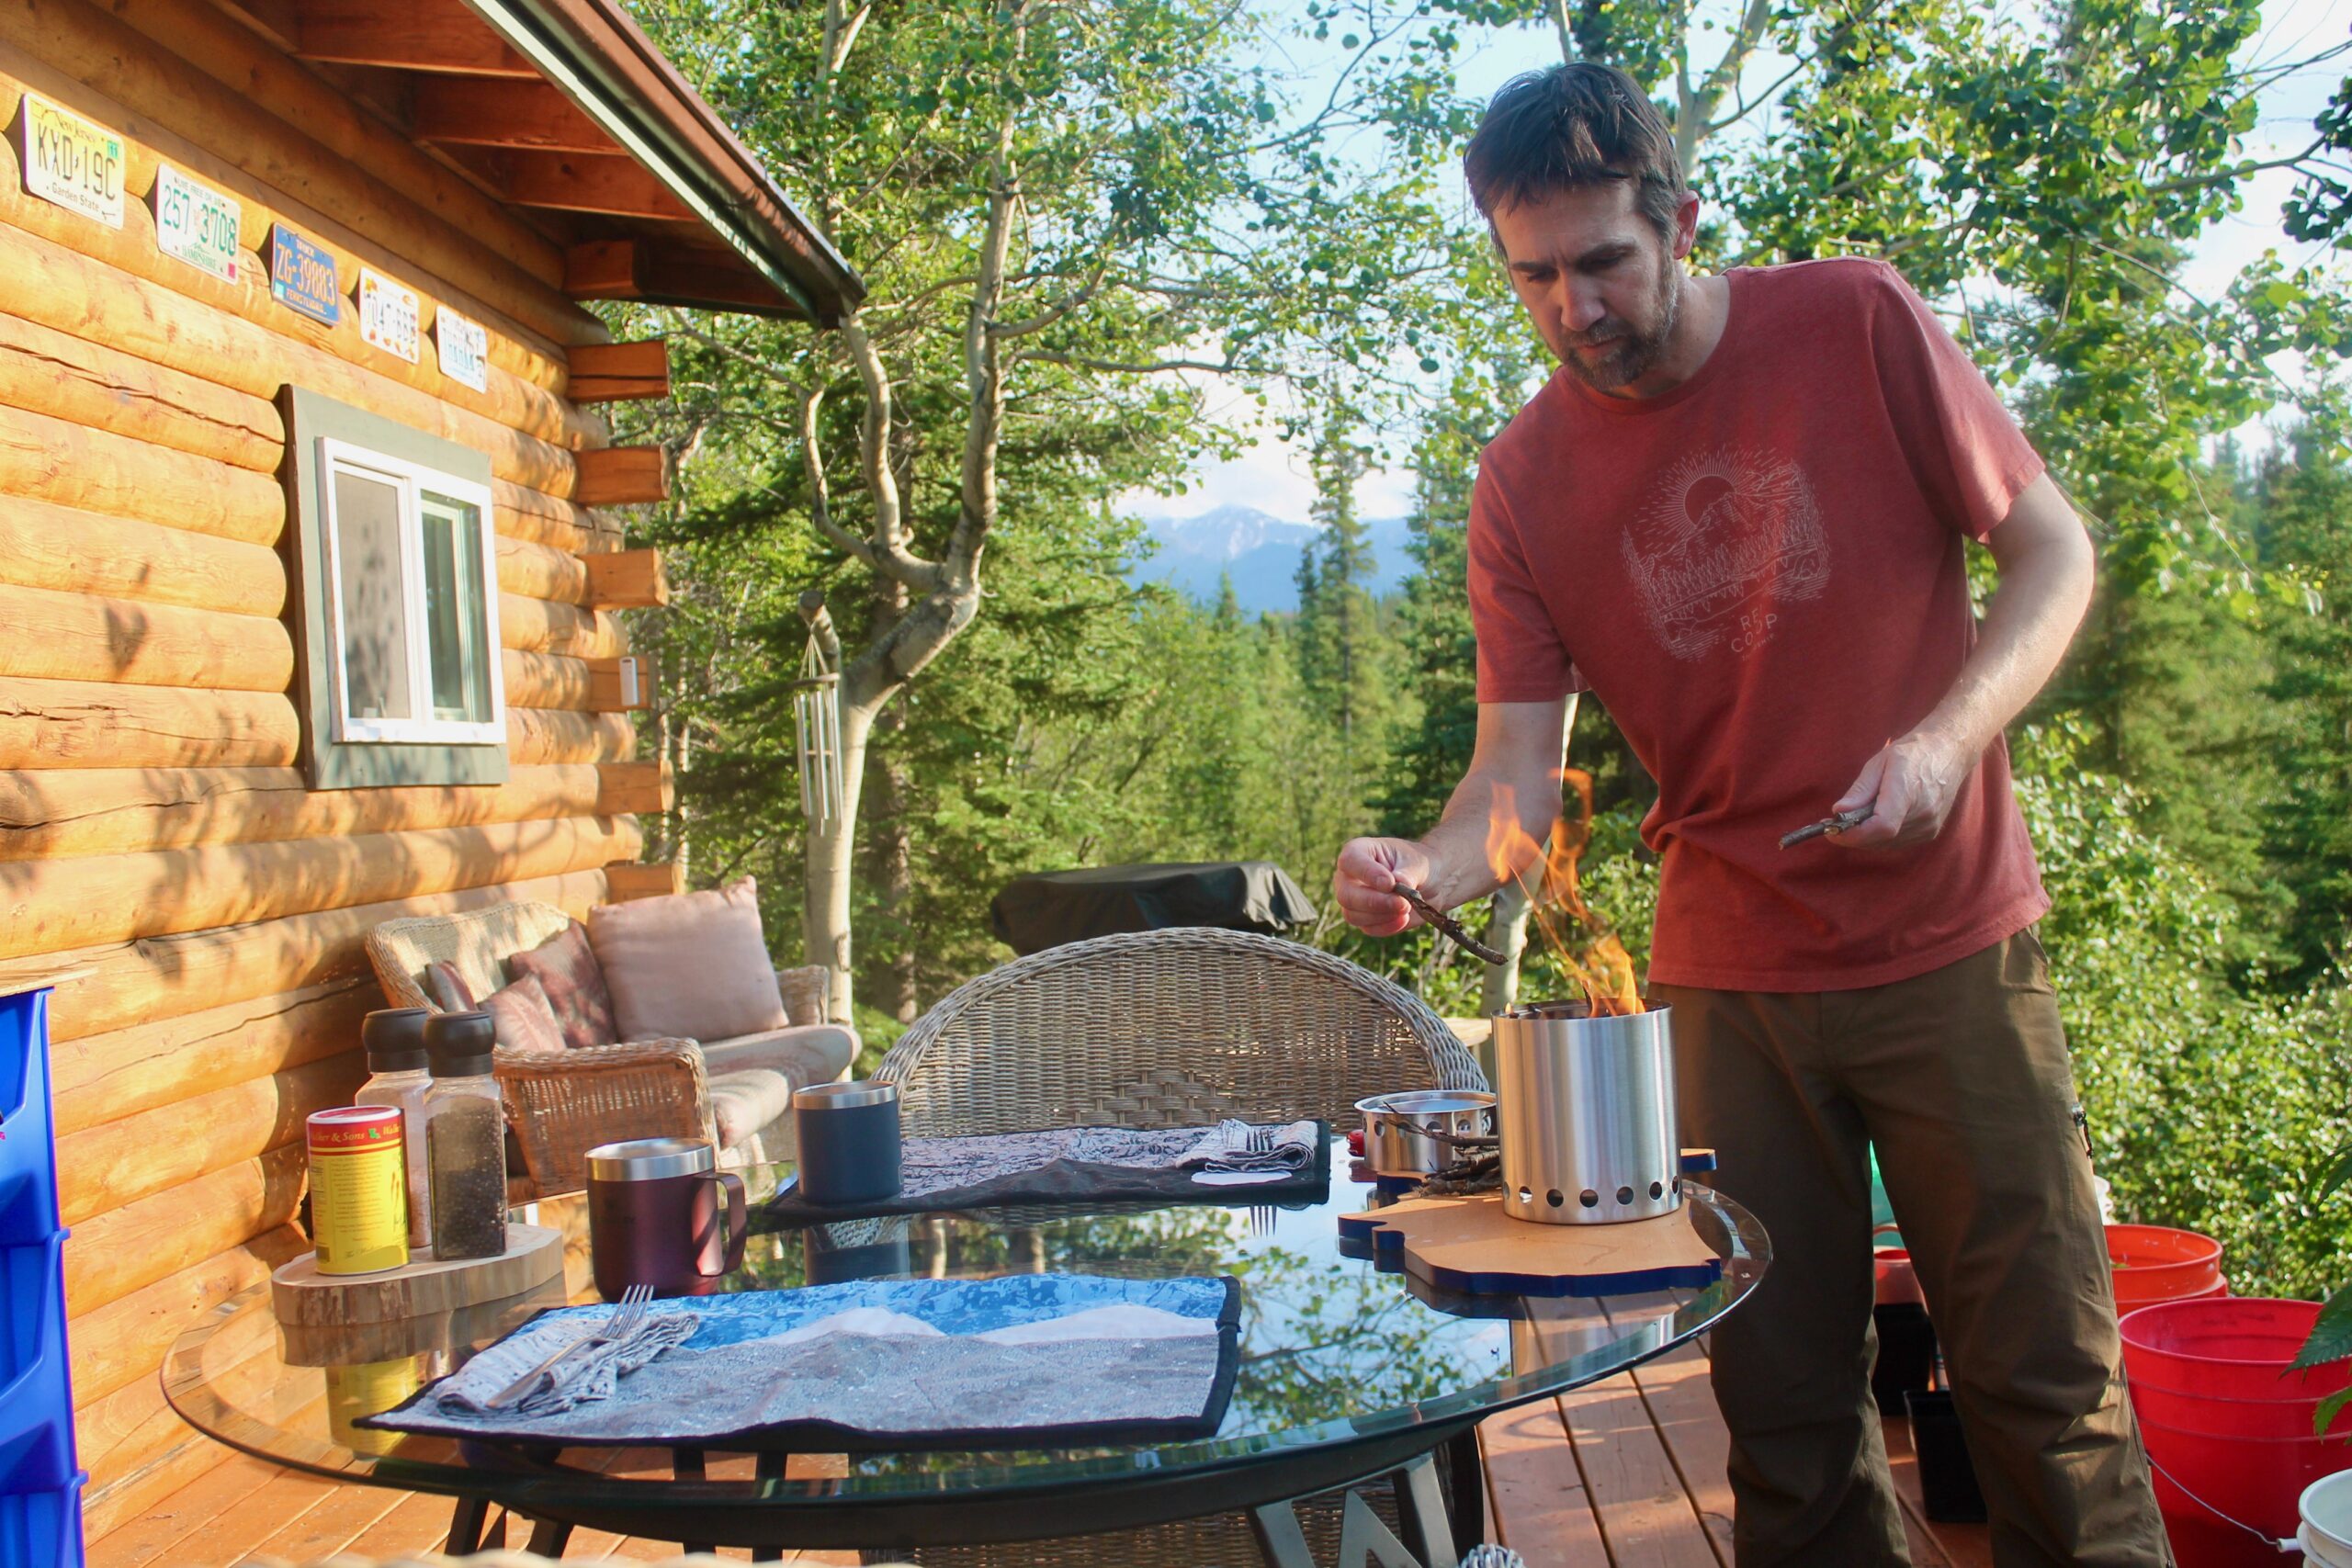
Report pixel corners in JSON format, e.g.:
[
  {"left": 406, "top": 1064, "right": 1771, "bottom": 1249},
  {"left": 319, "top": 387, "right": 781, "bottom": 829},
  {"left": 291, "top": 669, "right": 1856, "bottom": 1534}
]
[{"left": 1334, "top": 64, "right": 2169, "bottom": 1565}]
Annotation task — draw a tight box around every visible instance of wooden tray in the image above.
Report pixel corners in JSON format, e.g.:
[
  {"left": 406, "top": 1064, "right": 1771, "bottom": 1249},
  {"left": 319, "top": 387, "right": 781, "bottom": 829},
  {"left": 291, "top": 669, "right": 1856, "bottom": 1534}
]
[
  {"left": 1338, "top": 1192, "right": 1720, "bottom": 1298},
  {"left": 272, "top": 1224, "right": 565, "bottom": 1326}
]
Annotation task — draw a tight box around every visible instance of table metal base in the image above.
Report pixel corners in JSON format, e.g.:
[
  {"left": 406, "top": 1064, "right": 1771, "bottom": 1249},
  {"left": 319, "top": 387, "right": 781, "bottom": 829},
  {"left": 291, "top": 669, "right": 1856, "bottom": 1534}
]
[
  {"left": 439, "top": 1428, "right": 1484, "bottom": 1566},
  {"left": 1250, "top": 1451, "right": 1455, "bottom": 1568}
]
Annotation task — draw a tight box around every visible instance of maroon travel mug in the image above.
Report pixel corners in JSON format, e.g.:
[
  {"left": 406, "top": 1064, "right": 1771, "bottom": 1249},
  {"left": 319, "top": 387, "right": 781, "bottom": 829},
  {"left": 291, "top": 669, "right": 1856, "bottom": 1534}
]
[{"left": 584, "top": 1137, "right": 747, "bottom": 1300}]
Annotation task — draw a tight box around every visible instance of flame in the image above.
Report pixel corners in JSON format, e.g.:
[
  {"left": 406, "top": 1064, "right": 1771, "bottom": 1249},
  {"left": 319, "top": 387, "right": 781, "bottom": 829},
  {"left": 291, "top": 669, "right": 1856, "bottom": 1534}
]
[{"left": 1487, "top": 770, "right": 1645, "bottom": 1016}]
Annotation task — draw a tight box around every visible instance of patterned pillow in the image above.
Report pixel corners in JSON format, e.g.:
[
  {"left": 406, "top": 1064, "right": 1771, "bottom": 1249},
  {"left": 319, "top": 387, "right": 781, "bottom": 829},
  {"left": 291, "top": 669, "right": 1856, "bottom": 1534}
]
[
  {"left": 505, "top": 921, "right": 618, "bottom": 1050},
  {"left": 481, "top": 972, "right": 566, "bottom": 1057},
  {"left": 424, "top": 960, "right": 477, "bottom": 1013}
]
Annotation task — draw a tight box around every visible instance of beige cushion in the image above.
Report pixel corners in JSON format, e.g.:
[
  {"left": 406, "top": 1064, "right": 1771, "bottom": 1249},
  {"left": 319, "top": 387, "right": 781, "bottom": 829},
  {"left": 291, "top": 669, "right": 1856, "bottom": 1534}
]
[
  {"left": 587, "top": 877, "right": 786, "bottom": 1046},
  {"left": 708, "top": 1068, "right": 797, "bottom": 1151},
  {"left": 698, "top": 1023, "right": 857, "bottom": 1087}
]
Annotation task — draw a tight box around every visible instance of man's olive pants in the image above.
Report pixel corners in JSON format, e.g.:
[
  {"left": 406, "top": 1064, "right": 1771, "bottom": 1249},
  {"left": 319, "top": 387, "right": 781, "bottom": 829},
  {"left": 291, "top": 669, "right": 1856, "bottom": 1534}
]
[{"left": 1653, "top": 930, "right": 2173, "bottom": 1567}]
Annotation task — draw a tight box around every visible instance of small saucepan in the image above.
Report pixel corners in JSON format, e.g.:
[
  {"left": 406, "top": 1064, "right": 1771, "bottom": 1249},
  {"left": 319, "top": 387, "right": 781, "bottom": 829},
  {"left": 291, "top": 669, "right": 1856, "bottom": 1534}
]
[{"left": 1356, "top": 1089, "right": 1498, "bottom": 1179}]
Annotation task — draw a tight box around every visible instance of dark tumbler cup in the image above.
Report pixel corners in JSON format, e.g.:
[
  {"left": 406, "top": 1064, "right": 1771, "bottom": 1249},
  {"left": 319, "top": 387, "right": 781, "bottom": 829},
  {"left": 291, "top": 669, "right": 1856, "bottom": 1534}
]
[
  {"left": 793, "top": 1081, "right": 902, "bottom": 1206},
  {"left": 584, "top": 1137, "right": 747, "bottom": 1300}
]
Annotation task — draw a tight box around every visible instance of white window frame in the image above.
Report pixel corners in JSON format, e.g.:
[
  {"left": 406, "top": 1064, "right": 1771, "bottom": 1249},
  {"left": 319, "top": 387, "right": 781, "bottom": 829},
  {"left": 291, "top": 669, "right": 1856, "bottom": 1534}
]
[{"left": 316, "top": 435, "right": 505, "bottom": 747}]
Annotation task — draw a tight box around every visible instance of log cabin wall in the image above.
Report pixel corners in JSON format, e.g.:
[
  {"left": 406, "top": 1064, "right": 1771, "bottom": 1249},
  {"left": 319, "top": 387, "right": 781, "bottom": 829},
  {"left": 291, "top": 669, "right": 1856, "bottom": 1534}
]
[{"left": 0, "top": 0, "right": 680, "bottom": 1534}]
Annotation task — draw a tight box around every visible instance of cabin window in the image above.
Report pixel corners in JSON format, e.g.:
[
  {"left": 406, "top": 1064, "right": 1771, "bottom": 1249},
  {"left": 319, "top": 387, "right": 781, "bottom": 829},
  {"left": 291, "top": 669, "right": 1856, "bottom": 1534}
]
[
  {"left": 320, "top": 440, "right": 501, "bottom": 744},
  {"left": 281, "top": 388, "right": 508, "bottom": 789}
]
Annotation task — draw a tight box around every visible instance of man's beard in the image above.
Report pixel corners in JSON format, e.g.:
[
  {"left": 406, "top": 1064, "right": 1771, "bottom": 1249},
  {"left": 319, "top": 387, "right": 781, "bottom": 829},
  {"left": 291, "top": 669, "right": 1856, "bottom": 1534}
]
[{"left": 1557, "top": 255, "right": 1682, "bottom": 392}]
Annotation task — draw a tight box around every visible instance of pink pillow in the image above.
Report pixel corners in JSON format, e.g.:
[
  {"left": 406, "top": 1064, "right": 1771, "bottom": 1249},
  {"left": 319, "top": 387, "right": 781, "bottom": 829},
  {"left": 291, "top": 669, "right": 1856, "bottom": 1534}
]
[
  {"left": 481, "top": 972, "right": 565, "bottom": 1056},
  {"left": 506, "top": 921, "right": 618, "bottom": 1050},
  {"left": 588, "top": 876, "right": 787, "bottom": 1044}
]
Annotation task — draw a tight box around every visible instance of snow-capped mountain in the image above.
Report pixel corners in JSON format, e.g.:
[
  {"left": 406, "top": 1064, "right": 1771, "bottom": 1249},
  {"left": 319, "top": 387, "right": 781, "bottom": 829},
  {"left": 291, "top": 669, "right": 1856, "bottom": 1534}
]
[{"left": 1130, "top": 504, "right": 1414, "bottom": 613}]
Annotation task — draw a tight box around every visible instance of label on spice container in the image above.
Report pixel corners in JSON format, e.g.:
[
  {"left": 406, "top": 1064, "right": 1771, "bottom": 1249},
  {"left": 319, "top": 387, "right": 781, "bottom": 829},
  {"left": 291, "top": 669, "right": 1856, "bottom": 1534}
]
[
  {"left": 154, "top": 164, "right": 241, "bottom": 282},
  {"left": 269, "top": 223, "right": 341, "bottom": 326},
  {"left": 358, "top": 267, "right": 421, "bottom": 363},
  {"left": 435, "top": 307, "right": 490, "bottom": 392},
  {"left": 21, "top": 95, "right": 124, "bottom": 227}
]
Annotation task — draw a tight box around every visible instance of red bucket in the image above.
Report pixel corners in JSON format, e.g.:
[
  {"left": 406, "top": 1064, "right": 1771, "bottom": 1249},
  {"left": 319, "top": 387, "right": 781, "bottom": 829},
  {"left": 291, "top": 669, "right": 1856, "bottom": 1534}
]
[
  {"left": 2132, "top": 1379, "right": 2343, "bottom": 1439},
  {"left": 2109, "top": 1224, "right": 2224, "bottom": 1307},
  {"left": 2139, "top": 1418, "right": 2352, "bottom": 1567},
  {"left": 2121, "top": 1299, "right": 2351, "bottom": 1402}
]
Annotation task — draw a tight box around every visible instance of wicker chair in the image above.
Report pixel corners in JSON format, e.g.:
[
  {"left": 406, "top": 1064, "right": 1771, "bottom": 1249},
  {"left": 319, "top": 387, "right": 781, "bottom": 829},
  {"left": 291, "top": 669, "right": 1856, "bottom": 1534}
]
[
  {"left": 367, "top": 901, "right": 851, "bottom": 1200},
  {"left": 868, "top": 927, "right": 1487, "bottom": 1567},
  {"left": 877, "top": 927, "right": 1486, "bottom": 1137}
]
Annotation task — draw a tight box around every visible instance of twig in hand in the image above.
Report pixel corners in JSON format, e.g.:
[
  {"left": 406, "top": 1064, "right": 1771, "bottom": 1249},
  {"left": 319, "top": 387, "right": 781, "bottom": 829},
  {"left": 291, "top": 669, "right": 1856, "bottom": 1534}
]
[
  {"left": 1395, "top": 884, "right": 1508, "bottom": 965},
  {"left": 1779, "top": 806, "right": 1873, "bottom": 849}
]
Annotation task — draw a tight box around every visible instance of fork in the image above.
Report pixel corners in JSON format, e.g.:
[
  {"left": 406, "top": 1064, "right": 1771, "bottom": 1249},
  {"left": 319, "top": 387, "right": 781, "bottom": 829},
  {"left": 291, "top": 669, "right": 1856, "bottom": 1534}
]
[
  {"left": 1248, "top": 1126, "right": 1277, "bottom": 1238},
  {"left": 486, "top": 1283, "right": 654, "bottom": 1410}
]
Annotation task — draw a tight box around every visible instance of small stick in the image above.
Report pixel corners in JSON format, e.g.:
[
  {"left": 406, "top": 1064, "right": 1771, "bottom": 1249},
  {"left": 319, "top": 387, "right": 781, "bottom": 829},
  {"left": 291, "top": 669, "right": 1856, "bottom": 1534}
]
[
  {"left": 1779, "top": 806, "right": 1873, "bottom": 849},
  {"left": 1395, "top": 883, "right": 1508, "bottom": 965}
]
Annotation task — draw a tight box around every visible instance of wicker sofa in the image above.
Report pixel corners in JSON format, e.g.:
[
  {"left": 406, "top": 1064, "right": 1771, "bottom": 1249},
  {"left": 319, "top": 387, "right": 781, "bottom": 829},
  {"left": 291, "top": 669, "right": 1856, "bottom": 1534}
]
[{"left": 366, "top": 898, "right": 856, "bottom": 1198}]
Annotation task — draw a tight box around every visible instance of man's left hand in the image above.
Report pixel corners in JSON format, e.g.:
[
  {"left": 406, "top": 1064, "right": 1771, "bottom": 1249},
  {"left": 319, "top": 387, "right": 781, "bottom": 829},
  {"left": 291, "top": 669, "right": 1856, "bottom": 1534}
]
[{"left": 1828, "top": 732, "right": 1972, "bottom": 850}]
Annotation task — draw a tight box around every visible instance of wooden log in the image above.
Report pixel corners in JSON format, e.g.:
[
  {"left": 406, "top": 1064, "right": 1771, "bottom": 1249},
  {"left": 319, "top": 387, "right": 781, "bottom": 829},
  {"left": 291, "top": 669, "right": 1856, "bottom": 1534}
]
[
  {"left": 409, "top": 73, "right": 608, "bottom": 152},
  {"left": 0, "top": 677, "right": 298, "bottom": 770},
  {"left": 65, "top": 1140, "right": 308, "bottom": 1314},
  {"left": 0, "top": 761, "right": 609, "bottom": 863},
  {"left": 0, "top": 581, "right": 292, "bottom": 692},
  {"left": 0, "top": 0, "right": 598, "bottom": 343},
  {"left": 501, "top": 593, "right": 626, "bottom": 660},
  {"left": 605, "top": 861, "right": 684, "bottom": 901},
  {"left": 0, "top": 814, "right": 640, "bottom": 959},
  {"left": 0, "top": 196, "right": 591, "bottom": 487},
  {"left": 296, "top": 0, "right": 539, "bottom": 75},
  {"left": 51, "top": 978, "right": 375, "bottom": 1135},
  {"left": 0, "top": 309, "right": 281, "bottom": 470},
  {"left": 35, "top": 866, "right": 608, "bottom": 1044},
  {"left": 272, "top": 1224, "right": 562, "bottom": 1325},
  {"left": 573, "top": 446, "right": 671, "bottom": 506},
  {"left": 596, "top": 759, "right": 673, "bottom": 817},
  {"left": 508, "top": 707, "right": 635, "bottom": 766},
  {"left": 590, "top": 655, "right": 651, "bottom": 712},
  {"left": 585, "top": 547, "right": 669, "bottom": 609},
  {"left": 0, "top": 75, "right": 580, "bottom": 419},
  {"left": 569, "top": 339, "right": 670, "bottom": 403},
  {"left": 0, "top": 495, "right": 285, "bottom": 618},
  {"left": 59, "top": 1052, "right": 365, "bottom": 1224},
  {"left": 69, "top": 1224, "right": 308, "bottom": 1409},
  {"left": 0, "top": 400, "right": 282, "bottom": 544},
  {"left": 494, "top": 534, "right": 591, "bottom": 604},
  {"left": 497, "top": 488, "right": 621, "bottom": 558},
  {"left": 502, "top": 649, "right": 597, "bottom": 711}
]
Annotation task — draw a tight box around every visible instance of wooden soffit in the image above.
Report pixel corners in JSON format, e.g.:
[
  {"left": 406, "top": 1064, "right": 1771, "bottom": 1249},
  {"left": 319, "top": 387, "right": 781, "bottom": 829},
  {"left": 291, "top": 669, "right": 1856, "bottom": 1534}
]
[{"left": 205, "top": 0, "right": 863, "bottom": 322}]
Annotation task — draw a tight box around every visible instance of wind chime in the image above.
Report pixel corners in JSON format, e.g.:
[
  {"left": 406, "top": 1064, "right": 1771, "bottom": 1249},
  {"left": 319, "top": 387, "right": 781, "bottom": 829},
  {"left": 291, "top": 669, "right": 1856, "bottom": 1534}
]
[{"left": 793, "top": 634, "right": 845, "bottom": 833}]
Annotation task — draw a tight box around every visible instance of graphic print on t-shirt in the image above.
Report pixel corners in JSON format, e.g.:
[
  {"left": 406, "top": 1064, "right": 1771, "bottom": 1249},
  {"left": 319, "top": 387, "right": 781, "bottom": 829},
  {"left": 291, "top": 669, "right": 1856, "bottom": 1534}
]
[{"left": 1620, "top": 445, "right": 1831, "bottom": 660}]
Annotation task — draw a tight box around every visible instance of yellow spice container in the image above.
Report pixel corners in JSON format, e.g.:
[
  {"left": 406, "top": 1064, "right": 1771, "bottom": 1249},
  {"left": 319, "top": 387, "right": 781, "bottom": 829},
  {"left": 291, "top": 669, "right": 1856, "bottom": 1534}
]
[{"left": 307, "top": 1105, "right": 409, "bottom": 1275}]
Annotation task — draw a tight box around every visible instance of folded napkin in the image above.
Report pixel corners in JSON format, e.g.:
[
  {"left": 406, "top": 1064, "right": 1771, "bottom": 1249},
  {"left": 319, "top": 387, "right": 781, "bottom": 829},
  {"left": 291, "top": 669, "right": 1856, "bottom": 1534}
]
[
  {"left": 1181, "top": 1118, "right": 1318, "bottom": 1176},
  {"left": 435, "top": 1309, "right": 697, "bottom": 1420}
]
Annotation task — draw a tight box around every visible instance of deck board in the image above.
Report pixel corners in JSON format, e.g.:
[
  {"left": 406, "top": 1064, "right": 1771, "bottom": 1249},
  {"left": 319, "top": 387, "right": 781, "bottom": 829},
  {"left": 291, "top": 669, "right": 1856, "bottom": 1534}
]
[{"left": 97, "top": 1380, "right": 1991, "bottom": 1566}]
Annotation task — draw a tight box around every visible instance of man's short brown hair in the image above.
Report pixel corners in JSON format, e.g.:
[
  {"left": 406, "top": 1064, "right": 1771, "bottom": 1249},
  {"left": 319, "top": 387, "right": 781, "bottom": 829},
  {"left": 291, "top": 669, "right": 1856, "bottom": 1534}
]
[{"left": 1463, "top": 63, "right": 1688, "bottom": 240}]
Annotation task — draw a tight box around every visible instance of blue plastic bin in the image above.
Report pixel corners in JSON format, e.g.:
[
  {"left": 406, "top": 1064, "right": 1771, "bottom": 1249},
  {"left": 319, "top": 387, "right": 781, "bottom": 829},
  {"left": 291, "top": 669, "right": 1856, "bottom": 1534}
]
[{"left": 0, "top": 986, "right": 81, "bottom": 1568}]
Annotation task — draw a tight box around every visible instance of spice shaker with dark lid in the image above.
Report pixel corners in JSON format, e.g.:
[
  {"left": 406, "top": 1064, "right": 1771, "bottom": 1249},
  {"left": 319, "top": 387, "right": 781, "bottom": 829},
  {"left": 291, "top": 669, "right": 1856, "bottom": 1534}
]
[
  {"left": 423, "top": 1010, "right": 496, "bottom": 1076},
  {"left": 362, "top": 1007, "right": 430, "bottom": 1074},
  {"left": 421, "top": 1010, "right": 505, "bottom": 1259}
]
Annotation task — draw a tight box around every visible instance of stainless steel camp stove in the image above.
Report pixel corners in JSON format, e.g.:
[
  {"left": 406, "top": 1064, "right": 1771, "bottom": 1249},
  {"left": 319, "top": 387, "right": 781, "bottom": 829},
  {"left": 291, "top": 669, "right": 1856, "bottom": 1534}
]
[{"left": 1489, "top": 1001, "right": 1679, "bottom": 1225}]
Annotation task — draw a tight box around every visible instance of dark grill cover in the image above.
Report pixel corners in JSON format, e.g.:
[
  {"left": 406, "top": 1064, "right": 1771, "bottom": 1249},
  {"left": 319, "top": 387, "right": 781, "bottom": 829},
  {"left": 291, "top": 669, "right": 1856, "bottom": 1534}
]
[{"left": 989, "top": 862, "right": 1318, "bottom": 956}]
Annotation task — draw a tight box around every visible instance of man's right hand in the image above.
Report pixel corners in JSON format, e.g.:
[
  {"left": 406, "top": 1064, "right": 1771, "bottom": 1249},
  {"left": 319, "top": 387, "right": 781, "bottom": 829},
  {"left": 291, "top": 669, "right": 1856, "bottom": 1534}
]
[{"left": 1332, "top": 838, "right": 1434, "bottom": 937}]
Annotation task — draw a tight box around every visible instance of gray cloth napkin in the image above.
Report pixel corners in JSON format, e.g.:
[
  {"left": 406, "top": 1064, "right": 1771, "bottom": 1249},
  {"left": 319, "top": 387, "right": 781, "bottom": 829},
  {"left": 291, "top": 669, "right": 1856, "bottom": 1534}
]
[
  {"left": 1180, "top": 1118, "right": 1318, "bottom": 1173},
  {"left": 438, "top": 1310, "right": 697, "bottom": 1419}
]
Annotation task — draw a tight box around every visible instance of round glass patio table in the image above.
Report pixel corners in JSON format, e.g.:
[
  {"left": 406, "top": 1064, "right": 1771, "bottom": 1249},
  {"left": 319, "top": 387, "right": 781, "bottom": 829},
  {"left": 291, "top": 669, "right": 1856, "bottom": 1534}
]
[{"left": 163, "top": 1139, "right": 1768, "bottom": 1558}]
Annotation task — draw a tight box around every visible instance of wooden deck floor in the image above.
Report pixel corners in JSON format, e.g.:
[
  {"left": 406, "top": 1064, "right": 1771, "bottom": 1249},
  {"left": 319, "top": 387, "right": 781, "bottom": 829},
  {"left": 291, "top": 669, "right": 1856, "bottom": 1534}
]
[{"left": 96, "top": 1342, "right": 1990, "bottom": 1566}]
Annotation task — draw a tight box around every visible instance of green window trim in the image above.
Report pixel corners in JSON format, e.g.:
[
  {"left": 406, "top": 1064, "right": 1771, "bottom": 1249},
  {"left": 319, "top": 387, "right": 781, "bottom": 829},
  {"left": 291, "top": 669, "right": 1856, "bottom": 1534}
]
[{"left": 280, "top": 386, "right": 510, "bottom": 791}]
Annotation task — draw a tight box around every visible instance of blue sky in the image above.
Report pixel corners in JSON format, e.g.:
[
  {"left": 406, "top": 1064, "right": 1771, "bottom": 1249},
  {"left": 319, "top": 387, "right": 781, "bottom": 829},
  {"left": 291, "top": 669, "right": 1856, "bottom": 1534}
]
[{"left": 1135, "top": 0, "right": 2352, "bottom": 524}]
